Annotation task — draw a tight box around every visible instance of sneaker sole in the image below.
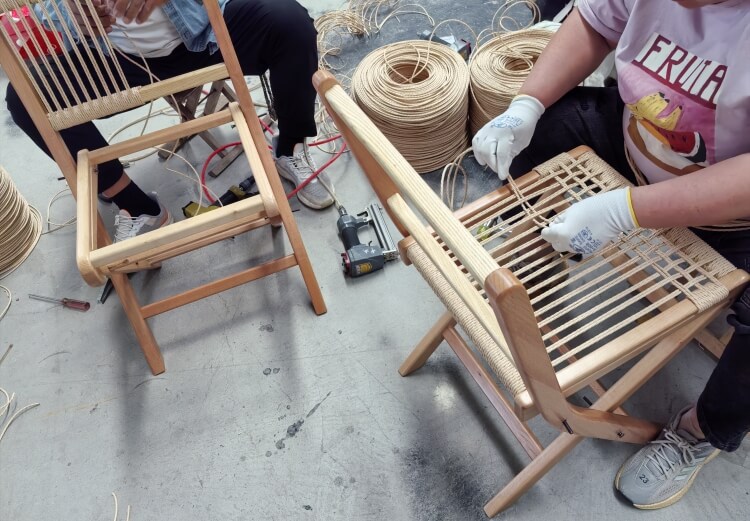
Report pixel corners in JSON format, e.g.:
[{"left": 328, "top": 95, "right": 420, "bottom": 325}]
[
  {"left": 614, "top": 448, "right": 720, "bottom": 510},
  {"left": 276, "top": 166, "right": 334, "bottom": 210},
  {"left": 296, "top": 190, "right": 334, "bottom": 210}
]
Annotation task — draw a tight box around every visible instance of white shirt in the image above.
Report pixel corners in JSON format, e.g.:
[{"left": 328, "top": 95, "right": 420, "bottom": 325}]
[{"left": 107, "top": 6, "right": 182, "bottom": 58}]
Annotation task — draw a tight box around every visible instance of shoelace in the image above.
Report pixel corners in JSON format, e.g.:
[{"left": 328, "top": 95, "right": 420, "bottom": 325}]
[
  {"left": 646, "top": 430, "right": 699, "bottom": 478},
  {"left": 289, "top": 151, "right": 315, "bottom": 182},
  {"left": 114, "top": 214, "right": 144, "bottom": 242}
]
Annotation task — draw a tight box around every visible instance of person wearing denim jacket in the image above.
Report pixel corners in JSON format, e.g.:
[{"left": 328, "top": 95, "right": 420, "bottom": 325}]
[{"left": 6, "top": 0, "right": 334, "bottom": 243}]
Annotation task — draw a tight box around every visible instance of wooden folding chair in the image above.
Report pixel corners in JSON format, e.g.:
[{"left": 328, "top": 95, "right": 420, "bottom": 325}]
[
  {"left": 313, "top": 71, "right": 748, "bottom": 516},
  {"left": 0, "top": 0, "right": 326, "bottom": 375}
]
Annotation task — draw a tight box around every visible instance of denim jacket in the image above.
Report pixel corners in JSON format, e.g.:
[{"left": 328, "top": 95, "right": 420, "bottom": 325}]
[{"left": 37, "top": 0, "right": 229, "bottom": 54}]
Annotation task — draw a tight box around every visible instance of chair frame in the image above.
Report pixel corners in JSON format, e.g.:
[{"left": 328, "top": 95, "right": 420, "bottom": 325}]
[
  {"left": 158, "top": 79, "right": 245, "bottom": 178},
  {"left": 0, "top": 0, "right": 326, "bottom": 375},
  {"left": 313, "top": 70, "right": 748, "bottom": 516}
]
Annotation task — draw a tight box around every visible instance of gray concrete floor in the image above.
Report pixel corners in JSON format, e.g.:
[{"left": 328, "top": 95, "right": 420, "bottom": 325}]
[{"left": 1, "top": 1, "right": 749, "bottom": 520}]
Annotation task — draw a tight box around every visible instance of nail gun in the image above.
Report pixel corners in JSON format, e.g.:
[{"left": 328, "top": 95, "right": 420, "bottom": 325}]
[{"left": 337, "top": 203, "right": 399, "bottom": 277}]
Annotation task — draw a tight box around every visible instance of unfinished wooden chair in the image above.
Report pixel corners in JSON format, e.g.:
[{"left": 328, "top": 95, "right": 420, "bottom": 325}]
[
  {"left": 313, "top": 71, "right": 748, "bottom": 516},
  {"left": 0, "top": 0, "right": 326, "bottom": 375}
]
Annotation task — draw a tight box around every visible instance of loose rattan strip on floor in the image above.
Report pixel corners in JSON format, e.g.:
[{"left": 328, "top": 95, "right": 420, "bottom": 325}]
[{"left": 406, "top": 151, "right": 735, "bottom": 399}]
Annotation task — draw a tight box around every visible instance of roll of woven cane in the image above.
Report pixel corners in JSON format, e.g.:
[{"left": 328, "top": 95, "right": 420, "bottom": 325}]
[
  {"left": 0, "top": 166, "right": 41, "bottom": 279},
  {"left": 469, "top": 28, "right": 553, "bottom": 136},
  {"left": 351, "top": 40, "right": 470, "bottom": 173}
]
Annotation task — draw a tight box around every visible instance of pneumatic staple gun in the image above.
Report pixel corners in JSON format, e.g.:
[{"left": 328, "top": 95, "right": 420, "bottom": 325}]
[{"left": 337, "top": 203, "right": 399, "bottom": 277}]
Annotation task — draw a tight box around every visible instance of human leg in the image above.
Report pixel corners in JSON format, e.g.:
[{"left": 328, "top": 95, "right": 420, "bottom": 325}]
[
  {"left": 693, "top": 228, "right": 750, "bottom": 451},
  {"left": 4, "top": 45, "right": 162, "bottom": 216},
  {"left": 220, "top": 0, "right": 333, "bottom": 209},
  {"left": 221, "top": 0, "right": 318, "bottom": 155},
  {"left": 615, "top": 228, "right": 750, "bottom": 508}
]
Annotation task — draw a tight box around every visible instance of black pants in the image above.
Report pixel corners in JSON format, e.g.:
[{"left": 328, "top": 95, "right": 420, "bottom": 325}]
[
  {"left": 510, "top": 86, "right": 750, "bottom": 452},
  {"left": 4, "top": 0, "right": 318, "bottom": 193}
]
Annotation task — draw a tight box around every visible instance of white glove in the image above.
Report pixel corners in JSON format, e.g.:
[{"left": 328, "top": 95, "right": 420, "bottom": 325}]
[
  {"left": 472, "top": 94, "right": 545, "bottom": 180},
  {"left": 541, "top": 188, "right": 640, "bottom": 255}
]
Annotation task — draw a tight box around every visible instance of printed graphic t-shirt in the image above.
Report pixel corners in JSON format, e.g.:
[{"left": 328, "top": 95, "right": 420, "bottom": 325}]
[{"left": 578, "top": 0, "right": 750, "bottom": 183}]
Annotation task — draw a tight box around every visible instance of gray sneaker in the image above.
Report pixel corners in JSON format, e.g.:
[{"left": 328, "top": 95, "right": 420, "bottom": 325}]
[
  {"left": 114, "top": 193, "right": 173, "bottom": 243},
  {"left": 275, "top": 143, "right": 335, "bottom": 210},
  {"left": 614, "top": 406, "right": 720, "bottom": 509}
]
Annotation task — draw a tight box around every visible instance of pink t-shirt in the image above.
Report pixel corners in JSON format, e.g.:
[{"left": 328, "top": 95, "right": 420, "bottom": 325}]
[{"left": 578, "top": 0, "right": 750, "bottom": 183}]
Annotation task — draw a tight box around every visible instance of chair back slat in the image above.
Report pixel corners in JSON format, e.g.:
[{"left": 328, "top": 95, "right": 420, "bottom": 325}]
[{"left": 0, "top": 0, "right": 236, "bottom": 130}]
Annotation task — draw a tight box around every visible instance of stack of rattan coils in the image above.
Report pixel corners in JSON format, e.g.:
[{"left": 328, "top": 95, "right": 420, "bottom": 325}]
[
  {"left": 0, "top": 166, "right": 41, "bottom": 278},
  {"left": 469, "top": 28, "right": 553, "bottom": 135},
  {"left": 351, "top": 40, "right": 470, "bottom": 173}
]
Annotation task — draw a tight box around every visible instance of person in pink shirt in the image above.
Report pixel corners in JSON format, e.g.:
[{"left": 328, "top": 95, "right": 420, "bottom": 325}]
[{"left": 472, "top": 0, "right": 750, "bottom": 509}]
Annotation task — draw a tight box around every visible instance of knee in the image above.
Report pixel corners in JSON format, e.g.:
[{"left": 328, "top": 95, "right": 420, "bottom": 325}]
[
  {"left": 262, "top": 0, "right": 317, "bottom": 48},
  {"left": 729, "top": 285, "right": 750, "bottom": 333}
]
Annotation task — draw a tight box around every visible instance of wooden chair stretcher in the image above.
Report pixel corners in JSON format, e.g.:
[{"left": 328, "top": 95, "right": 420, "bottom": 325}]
[
  {"left": 312, "top": 70, "right": 748, "bottom": 516},
  {"left": 158, "top": 80, "right": 245, "bottom": 178}
]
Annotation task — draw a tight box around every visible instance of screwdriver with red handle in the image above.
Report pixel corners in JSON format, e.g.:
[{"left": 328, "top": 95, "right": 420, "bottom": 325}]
[{"left": 28, "top": 294, "right": 90, "bottom": 311}]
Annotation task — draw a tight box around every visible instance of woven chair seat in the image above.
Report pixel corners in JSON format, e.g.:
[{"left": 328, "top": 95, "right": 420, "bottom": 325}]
[{"left": 405, "top": 151, "right": 736, "bottom": 407}]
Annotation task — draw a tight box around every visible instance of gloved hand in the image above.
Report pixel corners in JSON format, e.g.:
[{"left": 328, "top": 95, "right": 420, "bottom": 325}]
[
  {"left": 541, "top": 188, "right": 640, "bottom": 255},
  {"left": 472, "top": 94, "right": 545, "bottom": 180}
]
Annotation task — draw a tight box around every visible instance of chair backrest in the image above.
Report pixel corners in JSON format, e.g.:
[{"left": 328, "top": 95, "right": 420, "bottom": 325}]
[
  {"left": 0, "top": 0, "right": 231, "bottom": 129},
  {"left": 0, "top": 0, "right": 269, "bottom": 198},
  {"left": 314, "top": 70, "right": 516, "bottom": 357}
]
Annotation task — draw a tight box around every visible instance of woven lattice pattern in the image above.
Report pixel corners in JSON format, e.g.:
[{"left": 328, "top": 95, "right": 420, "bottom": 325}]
[
  {"left": 0, "top": 0, "right": 144, "bottom": 129},
  {"left": 408, "top": 150, "right": 735, "bottom": 397}
]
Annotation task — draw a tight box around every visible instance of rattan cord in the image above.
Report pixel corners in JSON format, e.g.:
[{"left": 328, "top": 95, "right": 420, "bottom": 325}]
[
  {"left": 0, "top": 167, "right": 42, "bottom": 279},
  {"left": 468, "top": 28, "right": 553, "bottom": 135},
  {"left": 408, "top": 243, "right": 527, "bottom": 396},
  {"left": 315, "top": 0, "right": 435, "bottom": 71},
  {"left": 0, "top": 0, "right": 147, "bottom": 130},
  {"left": 351, "top": 40, "right": 470, "bottom": 173}
]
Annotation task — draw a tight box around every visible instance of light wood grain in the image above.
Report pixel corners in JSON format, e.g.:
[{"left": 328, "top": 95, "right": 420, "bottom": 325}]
[
  {"left": 399, "top": 311, "right": 455, "bottom": 376},
  {"left": 89, "top": 196, "right": 266, "bottom": 270}
]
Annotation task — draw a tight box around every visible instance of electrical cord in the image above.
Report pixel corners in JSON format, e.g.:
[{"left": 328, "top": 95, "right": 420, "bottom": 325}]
[{"left": 198, "top": 136, "right": 347, "bottom": 204}]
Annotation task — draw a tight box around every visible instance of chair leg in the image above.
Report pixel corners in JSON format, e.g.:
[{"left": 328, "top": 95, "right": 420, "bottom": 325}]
[
  {"left": 483, "top": 302, "right": 731, "bottom": 516},
  {"left": 206, "top": 144, "right": 244, "bottom": 178},
  {"left": 281, "top": 213, "right": 327, "bottom": 315},
  {"left": 695, "top": 324, "right": 733, "bottom": 360},
  {"left": 111, "top": 272, "right": 165, "bottom": 375},
  {"left": 399, "top": 311, "right": 455, "bottom": 376},
  {"left": 484, "top": 433, "right": 582, "bottom": 518}
]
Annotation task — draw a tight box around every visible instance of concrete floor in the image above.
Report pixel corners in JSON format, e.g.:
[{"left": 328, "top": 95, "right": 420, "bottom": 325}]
[{"left": 1, "top": 1, "right": 749, "bottom": 520}]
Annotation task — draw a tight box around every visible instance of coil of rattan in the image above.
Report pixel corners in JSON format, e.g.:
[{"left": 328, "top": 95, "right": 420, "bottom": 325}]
[
  {"left": 0, "top": 166, "right": 42, "bottom": 279},
  {"left": 469, "top": 28, "right": 552, "bottom": 135},
  {"left": 351, "top": 40, "right": 470, "bottom": 173}
]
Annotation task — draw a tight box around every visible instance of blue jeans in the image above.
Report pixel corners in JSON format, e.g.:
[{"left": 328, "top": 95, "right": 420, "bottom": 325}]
[{"left": 510, "top": 86, "right": 750, "bottom": 452}]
